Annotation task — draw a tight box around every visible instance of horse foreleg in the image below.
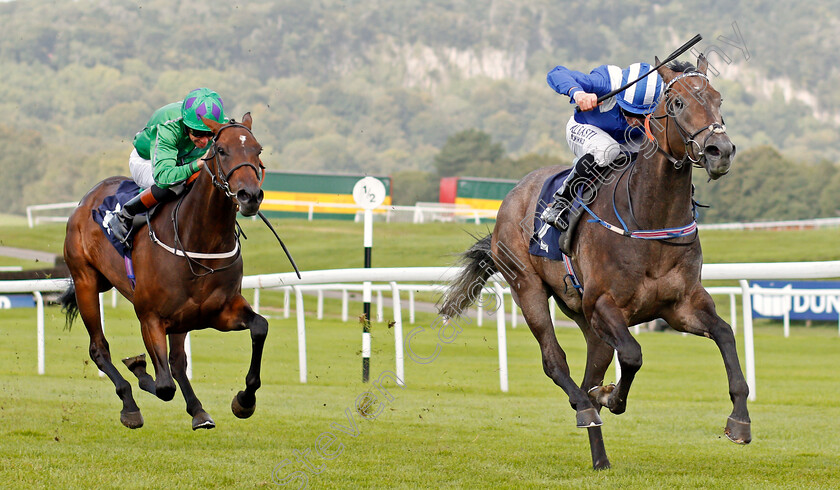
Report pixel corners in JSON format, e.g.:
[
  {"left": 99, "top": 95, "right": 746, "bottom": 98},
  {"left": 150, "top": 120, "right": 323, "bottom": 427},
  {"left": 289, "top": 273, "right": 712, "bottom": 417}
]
[
  {"left": 138, "top": 315, "right": 177, "bottom": 402},
  {"left": 215, "top": 296, "right": 269, "bottom": 419},
  {"left": 168, "top": 333, "right": 215, "bottom": 430},
  {"left": 589, "top": 295, "right": 641, "bottom": 415},
  {"left": 74, "top": 278, "right": 143, "bottom": 428},
  {"left": 665, "top": 291, "right": 751, "bottom": 444}
]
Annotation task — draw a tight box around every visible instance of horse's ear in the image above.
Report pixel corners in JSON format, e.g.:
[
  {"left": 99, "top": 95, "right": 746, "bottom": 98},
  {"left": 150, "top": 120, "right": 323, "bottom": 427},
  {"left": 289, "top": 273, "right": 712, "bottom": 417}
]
[
  {"left": 201, "top": 117, "right": 223, "bottom": 134},
  {"left": 656, "top": 57, "right": 677, "bottom": 83},
  {"left": 696, "top": 53, "right": 709, "bottom": 75},
  {"left": 241, "top": 112, "right": 252, "bottom": 130}
]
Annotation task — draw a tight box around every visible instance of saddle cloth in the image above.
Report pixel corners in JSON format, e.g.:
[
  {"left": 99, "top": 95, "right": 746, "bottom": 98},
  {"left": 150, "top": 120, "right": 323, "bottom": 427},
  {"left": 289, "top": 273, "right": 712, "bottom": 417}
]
[
  {"left": 91, "top": 179, "right": 143, "bottom": 259},
  {"left": 529, "top": 168, "right": 579, "bottom": 261}
]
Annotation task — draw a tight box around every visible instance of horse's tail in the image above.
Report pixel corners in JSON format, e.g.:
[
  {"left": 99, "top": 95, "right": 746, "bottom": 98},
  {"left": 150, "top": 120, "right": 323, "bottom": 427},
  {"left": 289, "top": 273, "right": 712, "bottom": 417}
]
[
  {"left": 438, "top": 233, "right": 496, "bottom": 319},
  {"left": 57, "top": 282, "right": 79, "bottom": 330}
]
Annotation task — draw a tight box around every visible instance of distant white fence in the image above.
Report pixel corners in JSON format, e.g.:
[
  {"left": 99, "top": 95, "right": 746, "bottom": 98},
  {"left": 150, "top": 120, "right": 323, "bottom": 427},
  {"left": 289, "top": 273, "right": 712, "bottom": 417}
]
[
  {"left": 261, "top": 199, "right": 498, "bottom": 224},
  {"left": 26, "top": 202, "right": 78, "bottom": 228},
  {"left": 24, "top": 200, "right": 501, "bottom": 226},
  {"left": 698, "top": 216, "right": 840, "bottom": 231},
  {"left": 26, "top": 200, "right": 840, "bottom": 229},
  {"left": 5, "top": 261, "right": 840, "bottom": 400}
]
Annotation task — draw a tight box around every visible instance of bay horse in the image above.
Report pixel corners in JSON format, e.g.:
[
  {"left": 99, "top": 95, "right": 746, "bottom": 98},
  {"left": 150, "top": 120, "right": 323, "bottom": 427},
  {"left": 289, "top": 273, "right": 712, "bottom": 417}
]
[
  {"left": 439, "top": 56, "right": 750, "bottom": 469},
  {"left": 59, "top": 114, "right": 267, "bottom": 430}
]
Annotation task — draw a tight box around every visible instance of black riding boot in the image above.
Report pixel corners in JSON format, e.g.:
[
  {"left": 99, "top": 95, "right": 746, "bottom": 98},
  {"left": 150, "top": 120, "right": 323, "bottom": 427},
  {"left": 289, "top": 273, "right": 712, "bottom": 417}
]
[
  {"left": 541, "top": 153, "right": 598, "bottom": 230},
  {"left": 105, "top": 185, "right": 178, "bottom": 243}
]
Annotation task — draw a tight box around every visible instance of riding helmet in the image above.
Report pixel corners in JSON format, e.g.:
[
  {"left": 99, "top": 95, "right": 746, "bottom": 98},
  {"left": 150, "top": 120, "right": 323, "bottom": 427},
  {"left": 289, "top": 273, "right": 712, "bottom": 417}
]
[
  {"left": 181, "top": 88, "right": 226, "bottom": 131},
  {"left": 617, "top": 63, "right": 663, "bottom": 115}
]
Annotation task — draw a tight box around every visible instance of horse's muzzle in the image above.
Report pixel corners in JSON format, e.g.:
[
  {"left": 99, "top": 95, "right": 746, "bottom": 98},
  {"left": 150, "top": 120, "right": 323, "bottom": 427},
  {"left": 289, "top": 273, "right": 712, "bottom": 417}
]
[
  {"left": 704, "top": 139, "right": 736, "bottom": 180},
  {"left": 236, "top": 188, "right": 264, "bottom": 216}
]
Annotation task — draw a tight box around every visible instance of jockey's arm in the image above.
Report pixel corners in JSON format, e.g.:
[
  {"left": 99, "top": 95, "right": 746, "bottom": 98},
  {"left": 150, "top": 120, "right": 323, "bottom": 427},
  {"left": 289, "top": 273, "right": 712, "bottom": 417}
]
[
  {"left": 547, "top": 65, "right": 614, "bottom": 111},
  {"left": 151, "top": 123, "right": 202, "bottom": 188}
]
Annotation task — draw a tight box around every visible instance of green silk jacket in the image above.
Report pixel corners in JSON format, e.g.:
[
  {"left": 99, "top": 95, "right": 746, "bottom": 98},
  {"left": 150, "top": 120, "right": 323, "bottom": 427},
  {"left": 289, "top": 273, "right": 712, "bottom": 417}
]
[{"left": 132, "top": 102, "right": 206, "bottom": 188}]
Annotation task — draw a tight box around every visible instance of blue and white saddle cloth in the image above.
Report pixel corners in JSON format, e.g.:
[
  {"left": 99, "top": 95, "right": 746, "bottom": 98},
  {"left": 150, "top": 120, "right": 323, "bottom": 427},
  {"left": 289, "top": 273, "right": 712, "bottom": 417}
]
[{"left": 529, "top": 168, "right": 575, "bottom": 261}]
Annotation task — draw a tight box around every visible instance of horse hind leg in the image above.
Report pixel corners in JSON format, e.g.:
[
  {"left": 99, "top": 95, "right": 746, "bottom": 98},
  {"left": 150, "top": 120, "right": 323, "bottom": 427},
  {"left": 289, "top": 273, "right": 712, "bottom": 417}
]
[
  {"left": 70, "top": 278, "right": 144, "bottom": 429},
  {"left": 168, "top": 334, "right": 215, "bottom": 430},
  {"left": 122, "top": 354, "right": 156, "bottom": 395},
  {"left": 555, "top": 296, "right": 613, "bottom": 470}
]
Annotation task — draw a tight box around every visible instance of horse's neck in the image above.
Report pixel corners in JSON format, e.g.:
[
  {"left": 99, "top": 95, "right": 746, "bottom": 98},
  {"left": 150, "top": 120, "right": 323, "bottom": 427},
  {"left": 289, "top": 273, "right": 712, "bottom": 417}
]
[
  {"left": 626, "top": 151, "right": 694, "bottom": 228},
  {"left": 174, "top": 173, "right": 238, "bottom": 250}
]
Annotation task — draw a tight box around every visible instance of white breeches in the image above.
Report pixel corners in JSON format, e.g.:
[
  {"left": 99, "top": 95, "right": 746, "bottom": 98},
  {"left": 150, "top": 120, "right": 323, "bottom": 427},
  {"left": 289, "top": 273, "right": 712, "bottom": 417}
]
[
  {"left": 565, "top": 116, "right": 643, "bottom": 167},
  {"left": 128, "top": 149, "right": 155, "bottom": 189}
]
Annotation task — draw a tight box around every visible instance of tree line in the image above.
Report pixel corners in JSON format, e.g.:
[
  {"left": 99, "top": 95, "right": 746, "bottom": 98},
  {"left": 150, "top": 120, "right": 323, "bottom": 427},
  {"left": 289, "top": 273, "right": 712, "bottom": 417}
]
[{"left": 0, "top": 0, "right": 838, "bottom": 221}]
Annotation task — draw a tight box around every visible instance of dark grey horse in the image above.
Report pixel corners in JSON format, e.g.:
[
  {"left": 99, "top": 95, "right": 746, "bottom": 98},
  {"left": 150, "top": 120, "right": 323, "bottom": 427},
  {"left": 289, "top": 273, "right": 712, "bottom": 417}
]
[{"left": 439, "top": 56, "right": 750, "bottom": 470}]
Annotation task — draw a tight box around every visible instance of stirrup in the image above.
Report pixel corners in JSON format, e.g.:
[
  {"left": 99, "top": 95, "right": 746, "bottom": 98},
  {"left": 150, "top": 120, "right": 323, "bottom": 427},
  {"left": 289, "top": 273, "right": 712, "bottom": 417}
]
[
  {"left": 106, "top": 210, "right": 132, "bottom": 243},
  {"left": 542, "top": 201, "right": 571, "bottom": 230}
]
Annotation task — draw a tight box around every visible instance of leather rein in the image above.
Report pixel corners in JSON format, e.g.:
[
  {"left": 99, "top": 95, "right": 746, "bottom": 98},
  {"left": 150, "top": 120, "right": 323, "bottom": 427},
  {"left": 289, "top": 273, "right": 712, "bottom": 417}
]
[
  {"left": 644, "top": 71, "right": 727, "bottom": 170},
  {"left": 150, "top": 122, "right": 265, "bottom": 277}
]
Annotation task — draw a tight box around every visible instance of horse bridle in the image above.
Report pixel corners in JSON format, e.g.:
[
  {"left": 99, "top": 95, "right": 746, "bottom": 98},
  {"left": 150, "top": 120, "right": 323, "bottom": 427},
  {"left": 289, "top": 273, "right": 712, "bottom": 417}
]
[
  {"left": 647, "top": 71, "right": 727, "bottom": 170},
  {"left": 201, "top": 122, "right": 265, "bottom": 199},
  {"left": 159, "top": 122, "right": 266, "bottom": 277}
]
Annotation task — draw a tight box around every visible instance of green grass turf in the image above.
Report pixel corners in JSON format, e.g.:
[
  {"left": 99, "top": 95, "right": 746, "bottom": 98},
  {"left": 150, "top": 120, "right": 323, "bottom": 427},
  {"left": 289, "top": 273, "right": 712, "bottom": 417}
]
[
  {"left": 1, "top": 219, "right": 839, "bottom": 487},
  {"left": 1, "top": 302, "right": 839, "bottom": 488},
  {"left": 1, "top": 219, "right": 839, "bottom": 272}
]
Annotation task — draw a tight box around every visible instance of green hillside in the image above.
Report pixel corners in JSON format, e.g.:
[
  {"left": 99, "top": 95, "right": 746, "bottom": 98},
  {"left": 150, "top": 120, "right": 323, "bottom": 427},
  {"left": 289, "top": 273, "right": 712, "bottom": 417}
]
[{"left": 1, "top": 0, "right": 838, "bottom": 220}]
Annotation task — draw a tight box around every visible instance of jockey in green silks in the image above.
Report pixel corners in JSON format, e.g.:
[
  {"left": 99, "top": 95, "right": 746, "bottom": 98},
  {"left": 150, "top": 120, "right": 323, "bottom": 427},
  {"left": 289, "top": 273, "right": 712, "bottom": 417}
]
[{"left": 105, "top": 88, "right": 226, "bottom": 242}]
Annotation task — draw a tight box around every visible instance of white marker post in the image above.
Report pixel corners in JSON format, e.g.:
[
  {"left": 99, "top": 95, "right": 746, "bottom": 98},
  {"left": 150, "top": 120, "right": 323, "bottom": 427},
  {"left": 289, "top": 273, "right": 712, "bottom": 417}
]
[{"left": 353, "top": 177, "right": 387, "bottom": 382}]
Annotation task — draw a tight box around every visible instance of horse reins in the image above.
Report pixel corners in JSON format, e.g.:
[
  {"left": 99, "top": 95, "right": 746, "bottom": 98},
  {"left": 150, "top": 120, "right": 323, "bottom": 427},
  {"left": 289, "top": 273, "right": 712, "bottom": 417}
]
[
  {"left": 202, "top": 122, "right": 266, "bottom": 198},
  {"left": 644, "top": 71, "right": 727, "bottom": 170},
  {"left": 150, "top": 122, "right": 265, "bottom": 277},
  {"left": 573, "top": 73, "right": 728, "bottom": 247}
]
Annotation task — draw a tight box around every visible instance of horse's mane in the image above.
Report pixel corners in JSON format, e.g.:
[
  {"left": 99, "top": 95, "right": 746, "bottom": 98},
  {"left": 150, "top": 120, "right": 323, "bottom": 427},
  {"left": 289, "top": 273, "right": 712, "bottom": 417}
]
[{"left": 667, "top": 60, "right": 697, "bottom": 73}]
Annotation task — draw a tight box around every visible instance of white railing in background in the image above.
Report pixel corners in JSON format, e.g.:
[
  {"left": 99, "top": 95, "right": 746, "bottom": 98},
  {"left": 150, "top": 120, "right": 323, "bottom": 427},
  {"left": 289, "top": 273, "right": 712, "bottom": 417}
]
[
  {"left": 24, "top": 200, "right": 500, "bottom": 227},
  {"left": 260, "top": 199, "right": 497, "bottom": 224},
  {"left": 3, "top": 262, "right": 840, "bottom": 399},
  {"left": 24, "top": 200, "right": 840, "bottom": 228},
  {"left": 698, "top": 216, "right": 840, "bottom": 231},
  {"left": 25, "top": 202, "right": 78, "bottom": 228}
]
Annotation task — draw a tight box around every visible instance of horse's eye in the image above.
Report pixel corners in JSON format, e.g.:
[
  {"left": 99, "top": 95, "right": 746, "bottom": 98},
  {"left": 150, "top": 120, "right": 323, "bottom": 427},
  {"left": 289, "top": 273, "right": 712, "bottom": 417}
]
[{"left": 218, "top": 147, "right": 226, "bottom": 156}]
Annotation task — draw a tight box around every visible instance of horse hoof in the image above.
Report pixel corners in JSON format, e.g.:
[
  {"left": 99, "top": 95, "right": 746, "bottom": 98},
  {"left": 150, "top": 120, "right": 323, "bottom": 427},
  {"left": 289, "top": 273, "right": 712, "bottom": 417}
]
[
  {"left": 593, "top": 460, "right": 611, "bottom": 471},
  {"left": 120, "top": 410, "right": 144, "bottom": 429},
  {"left": 576, "top": 407, "right": 603, "bottom": 428},
  {"left": 231, "top": 391, "right": 256, "bottom": 419},
  {"left": 724, "top": 416, "right": 751, "bottom": 444},
  {"left": 121, "top": 354, "right": 147, "bottom": 372},
  {"left": 587, "top": 384, "right": 615, "bottom": 408},
  {"left": 156, "top": 384, "right": 176, "bottom": 402},
  {"left": 192, "top": 411, "right": 216, "bottom": 430}
]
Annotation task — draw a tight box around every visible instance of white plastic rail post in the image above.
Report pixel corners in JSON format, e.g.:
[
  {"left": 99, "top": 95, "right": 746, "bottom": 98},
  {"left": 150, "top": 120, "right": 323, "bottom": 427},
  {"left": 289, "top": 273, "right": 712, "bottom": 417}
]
[
  {"left": 34, "top": 291, "right": 44, "bottom": 375},
  {"left": 739, "top": 280, "right": 756, "bottom": 401},
  {"left": 390, "top": 282, "right": 406, "bottom": 385},
  {"left": 493, "top": 282, "right": 509, "bottom": 393},
  {"left": 294, "top": 286, "right": 307, "bottom": 383}
]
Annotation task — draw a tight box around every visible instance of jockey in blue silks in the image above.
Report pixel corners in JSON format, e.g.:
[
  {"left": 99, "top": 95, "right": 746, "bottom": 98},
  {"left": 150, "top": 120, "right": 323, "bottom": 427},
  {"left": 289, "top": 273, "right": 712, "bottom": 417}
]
[{"left": 541, "top": 62, "right": 664, "bottom": 230}]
